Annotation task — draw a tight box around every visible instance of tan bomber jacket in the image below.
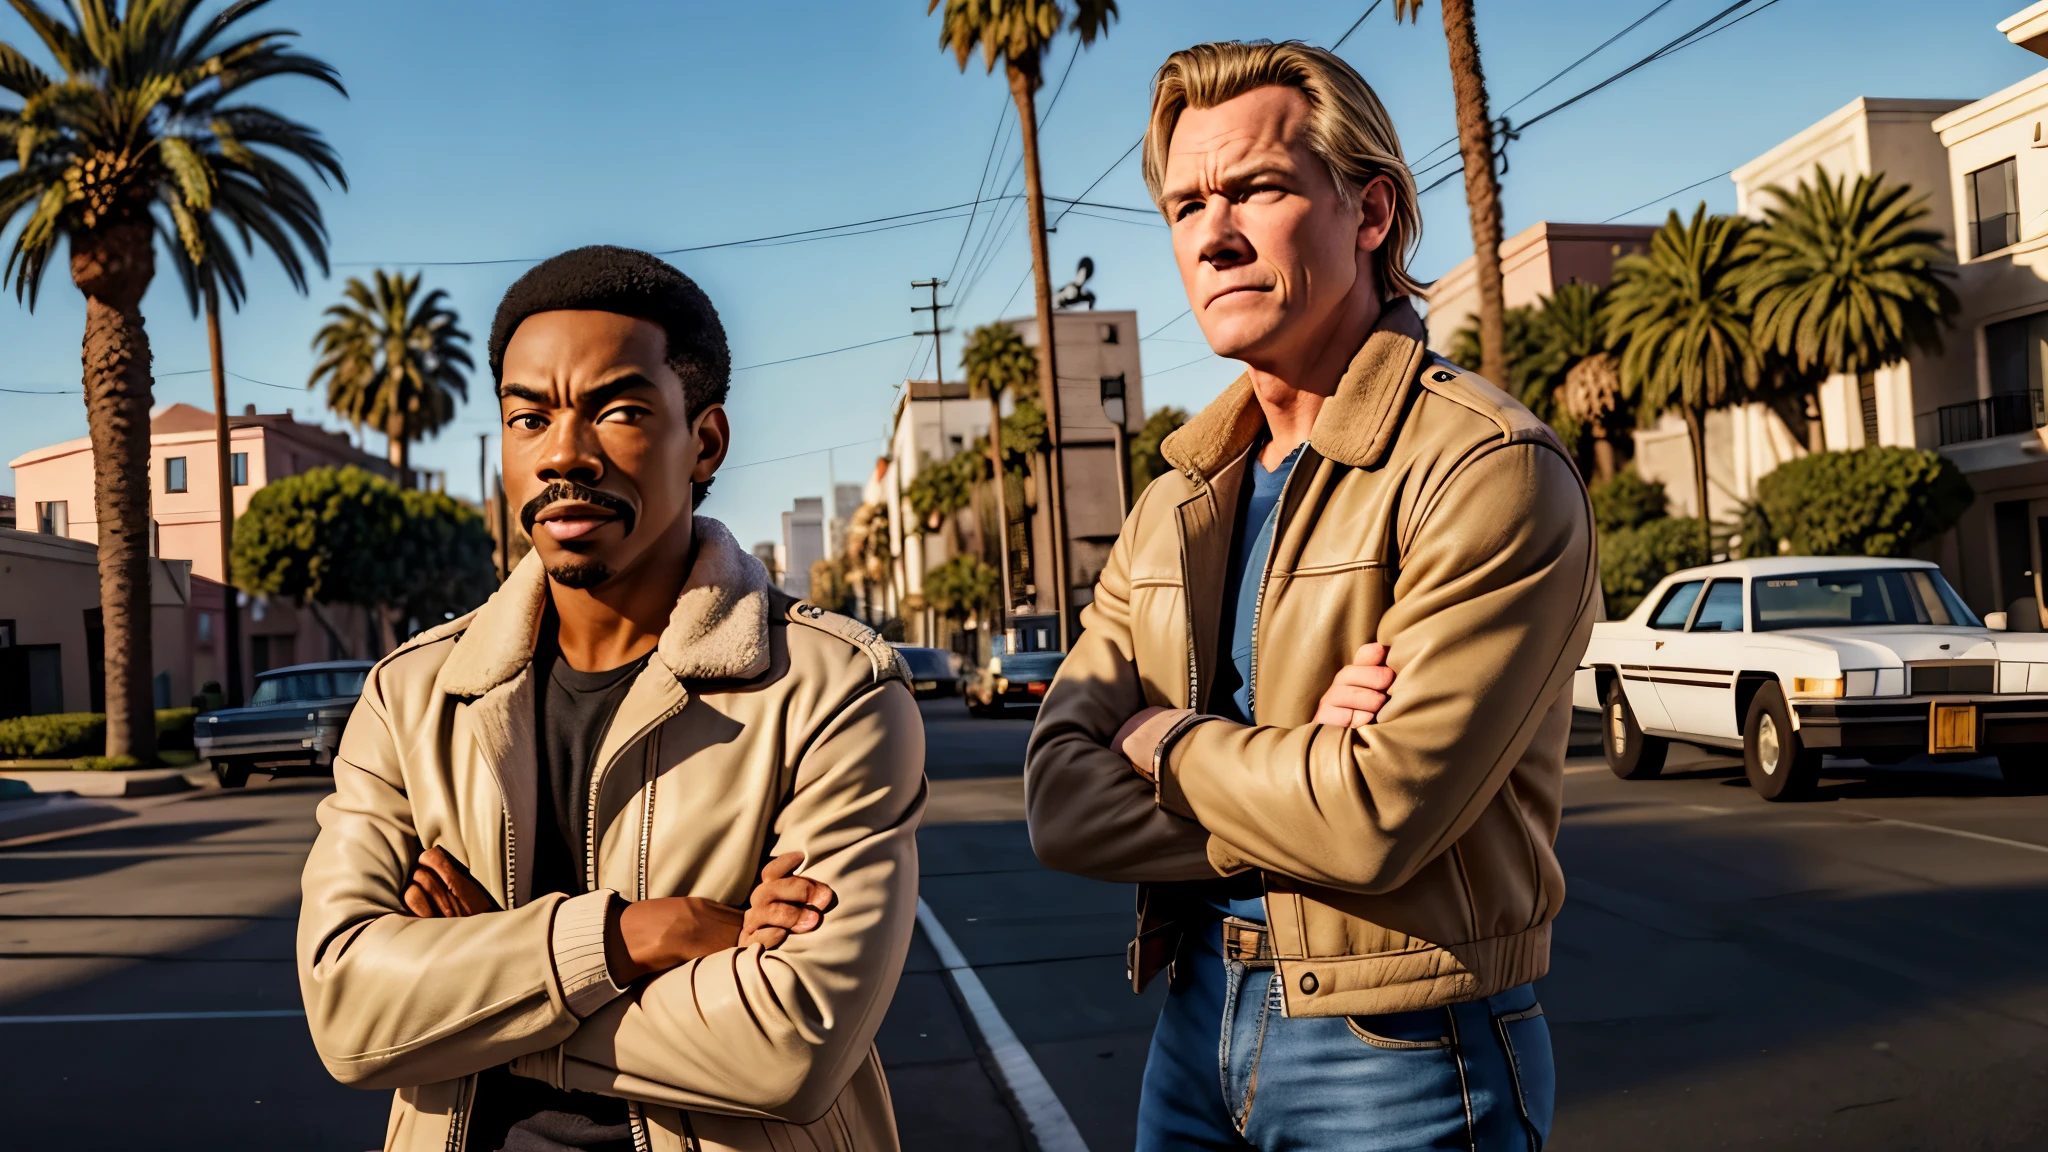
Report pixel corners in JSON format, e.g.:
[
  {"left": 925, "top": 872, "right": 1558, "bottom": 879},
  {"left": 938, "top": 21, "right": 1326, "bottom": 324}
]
[
  {"left": 1025, "top": 298, "right": 1596, "bottom": 1018},
  {"left": 297, "top": 518, "right": 925, "bottom": 1152}
]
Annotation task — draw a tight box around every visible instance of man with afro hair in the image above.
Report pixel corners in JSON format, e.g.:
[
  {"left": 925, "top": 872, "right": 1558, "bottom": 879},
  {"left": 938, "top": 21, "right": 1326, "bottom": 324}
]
[{"left": 298, "top": 245, "right": 925, "bottom": 1152}]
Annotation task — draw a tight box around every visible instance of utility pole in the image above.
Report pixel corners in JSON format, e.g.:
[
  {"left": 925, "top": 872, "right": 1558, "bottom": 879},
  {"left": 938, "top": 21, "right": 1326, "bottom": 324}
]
[
  {"left": 477, "top": 433, "right": 494, "bottom": 580},
  {"left": 494, "top": 471, "right": 510, "bottom": 582},
  {"left": 917, "top": 277, "right": 1015, "bottom": 640}
]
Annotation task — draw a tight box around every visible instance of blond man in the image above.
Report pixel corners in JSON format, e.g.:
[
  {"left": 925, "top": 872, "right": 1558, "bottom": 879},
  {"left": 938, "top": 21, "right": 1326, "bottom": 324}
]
[{"left": 1026, "top": 42, "right": 1594, "bottom": 1150}]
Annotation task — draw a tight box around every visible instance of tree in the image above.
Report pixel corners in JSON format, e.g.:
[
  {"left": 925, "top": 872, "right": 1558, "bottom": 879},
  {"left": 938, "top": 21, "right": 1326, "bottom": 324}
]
[
  {"left": 232, "top": 466, "right": 407, "bottom": 658},
  {"left": 1743, "top": 446, "right": 1972, "bottom": 559},
  {"left": 924, "top": 554, "right": 1000, "bottom": 624},
  {"left": 1450, "top": 304, "right": 1548, "bottom": 406},
  {"left": 394, "top": 488, "right": 496, "bottom": 629},
  {"left": 1743, "top": 166, "right": 1958, "bottom": 452},
  {"left": 961, "top": 321, "right": 1037, "bottom": 620},
  {"left": 1600, "top": 517, "right": 1709, "bottom": 619},
  {"left": 932, "top": 0, "right": 1119, "bottom": 650},
  {"left": 808, "top": 556, "right": 855, "bottom": 615},
  {"left": 1606, "top": 206, "right": 1754, "bottom": 557},
  {"left": 1128, "top": 406, "right": 1187, "bottom": 498},
  {"left": 1396, "top": 0, "right": 1507, "bottom": 385},
  {"left": 310, "top": 270, "right": 473, "bottom": 484},
  {"left": 840, "top": 500, "right": 895, "bottom": 623},
  {"left": 1, "top": 0, "right": 345, "bottom": 762},
  {"left": 1589, "top": 468, "right": 1667, "bottom": 535},
  {"left": 904, "top": 450, "right": 979, "bottom": 555}
]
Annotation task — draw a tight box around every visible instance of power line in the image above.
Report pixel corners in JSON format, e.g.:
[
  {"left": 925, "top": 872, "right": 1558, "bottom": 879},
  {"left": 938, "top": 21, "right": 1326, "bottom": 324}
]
[
  {"left": 721, "top": 436, "right": 881, "bottom": 473},
  {"left": 1601, "top": 169, "right": 1733, "bottom": 223},
  {"left": 1331, "top": 0, "right": 1385, "bottom": 52},
  {"left": 1497, "top": 0, "right": 1679, "bottom": 118},
  {"left": 1142, "top": 309, "right": 1194, "bottom": 341}
]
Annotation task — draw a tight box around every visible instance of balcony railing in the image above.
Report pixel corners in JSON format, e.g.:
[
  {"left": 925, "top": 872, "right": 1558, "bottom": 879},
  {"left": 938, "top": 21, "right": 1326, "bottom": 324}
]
[{"left": 1937, "top": 390, "right": 2044, "bottom": 446}]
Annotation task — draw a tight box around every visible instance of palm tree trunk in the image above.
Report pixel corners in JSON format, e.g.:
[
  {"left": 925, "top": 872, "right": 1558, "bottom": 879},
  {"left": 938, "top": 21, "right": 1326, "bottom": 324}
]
[
  {"left": 1804, "top": 389, "right": 1825, "bottom": 453},
  {"left": 1683, "top": 405, "right": 1712, "bottom": 557},
  {"left": 70, "top": 222, "right": 159, "bottom": 763},
  {"left": 1441, "top": 0, "right": 1507, "bottom": 386},
  {"left": 1008, "top": 57, "right": 1070, "bottom": 649},
  {"left": 1590, "top": 428, "right": 1616, "bottom": 484},
  {"left": 387, "top": 407, "right": 409, "bottom": 487},
  {"left": 987, "top": 393, "right": 1012, "bottom": 629},
  {"left": 205, "top": 284, "right": 246, "bottom": 707}
]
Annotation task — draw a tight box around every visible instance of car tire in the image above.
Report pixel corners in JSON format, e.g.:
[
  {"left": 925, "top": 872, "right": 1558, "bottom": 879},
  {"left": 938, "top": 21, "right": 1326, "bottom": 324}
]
[
  {"left": 1604, "top": 681, "right": 1668, "bottom": 781},
  {"left": 1743, "top": 683, "right": 1821, "bottom": 801},
  {"left": 213, "top": 759, "right": 250, "bottom": 789},
  {"left": 1998, "top": 751, "right": 2047, "bottom": 793}
]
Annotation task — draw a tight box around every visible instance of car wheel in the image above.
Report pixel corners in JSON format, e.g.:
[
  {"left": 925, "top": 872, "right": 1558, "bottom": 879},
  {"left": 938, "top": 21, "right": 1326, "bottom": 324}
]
[
  {"left": 213, "top": 759, "right": 250, "bottom": 789},
  {"left": 1743, "top": 683, "right": 1821, "bottom": 801},
  {"left": 1604, "top": 681, "right": 1668, "bottom": 780}
]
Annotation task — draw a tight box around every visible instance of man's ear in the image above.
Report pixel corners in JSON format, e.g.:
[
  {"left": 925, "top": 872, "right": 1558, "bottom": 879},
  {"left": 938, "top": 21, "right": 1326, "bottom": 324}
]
[
  {"left": 691, "top": 404, "right": 731, "bottom": 486},
  {"left": 1356, "top": 174, "right": 1397, "bottom": 256}
]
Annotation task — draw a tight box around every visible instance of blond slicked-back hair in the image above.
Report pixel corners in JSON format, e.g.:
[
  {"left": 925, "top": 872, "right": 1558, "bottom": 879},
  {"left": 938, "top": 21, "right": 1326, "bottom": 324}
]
[{"left": 1143, "top": 40, "right": 1425, "bottom": 301}]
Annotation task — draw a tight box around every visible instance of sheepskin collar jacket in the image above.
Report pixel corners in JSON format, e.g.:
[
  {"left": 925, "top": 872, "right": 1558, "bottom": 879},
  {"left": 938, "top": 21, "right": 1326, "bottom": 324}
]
[
  {"left": 1026, "top": 298, "right": 1597, "bottom": 1017},
  {"left": 297, "top": 517, "right": 926, "bottom": 1152}
]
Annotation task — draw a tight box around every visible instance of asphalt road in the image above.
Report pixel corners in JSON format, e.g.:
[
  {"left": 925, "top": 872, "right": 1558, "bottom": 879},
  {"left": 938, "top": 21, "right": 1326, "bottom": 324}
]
[{"left": 4, "top": 704, "right": 2047, "bottom": 1149}]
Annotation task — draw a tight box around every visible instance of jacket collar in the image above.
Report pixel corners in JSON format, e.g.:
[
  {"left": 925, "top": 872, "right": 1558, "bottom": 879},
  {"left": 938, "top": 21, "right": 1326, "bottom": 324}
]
[
  {"left": 1160, "top": 296, "right": 1433, "bottom": 483},
  {"left": 439, "top": 515, "right": 772, "bottom": 697}
]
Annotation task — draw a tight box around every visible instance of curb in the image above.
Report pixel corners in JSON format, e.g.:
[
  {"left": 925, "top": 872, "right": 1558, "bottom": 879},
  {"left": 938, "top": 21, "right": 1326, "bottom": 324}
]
[
  {"left": 0, "top": 768, "right": 202, "bottom": 798},
  {"left": 0, "top": 795, "right": 132, "bottom": 842}
]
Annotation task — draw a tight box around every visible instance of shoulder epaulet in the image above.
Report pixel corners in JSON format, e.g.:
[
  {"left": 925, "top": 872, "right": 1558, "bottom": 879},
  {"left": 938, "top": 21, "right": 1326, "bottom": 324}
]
[
  {"left": 784, "top": 601, "right": 910, "bottom": 686},
  {"left": 1415, "top": 354, "right": 1558, "bottom": 447}
]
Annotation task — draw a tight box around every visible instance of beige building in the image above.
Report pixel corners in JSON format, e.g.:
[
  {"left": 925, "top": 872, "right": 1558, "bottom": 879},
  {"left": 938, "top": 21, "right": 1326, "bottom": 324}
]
[
  {"left": 1422, "top": 220, "right": 1655, "bottom": 350},
  {"left": 877, "top": 308, "right": 1146, "bottom": 651},
  {"left": 8, "top": 402, "right": 397, "bottom": 700},
  {"left": 0, "top": 528, "right": 195, "bottom": 717}
]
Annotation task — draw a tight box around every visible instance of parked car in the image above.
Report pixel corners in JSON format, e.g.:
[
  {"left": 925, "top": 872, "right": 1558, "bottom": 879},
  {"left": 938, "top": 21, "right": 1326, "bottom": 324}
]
[
  {"left": 195, "top": 660, "right": 372, "bottom": 788},
  {"left": 966, "top": 651, "right": 1065, "bottom": 717},
  {"left": 1578, "top": 557, "right": 2048, "bottom": 800},
  {"left": 892, "top": 645, "right": 963, "bottom": 699}
]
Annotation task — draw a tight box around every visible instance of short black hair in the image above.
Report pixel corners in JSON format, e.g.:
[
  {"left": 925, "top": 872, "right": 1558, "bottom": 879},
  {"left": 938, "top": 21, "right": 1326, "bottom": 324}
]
[{"left": 489, "top": 245, "right": 730, "bottom": 416}]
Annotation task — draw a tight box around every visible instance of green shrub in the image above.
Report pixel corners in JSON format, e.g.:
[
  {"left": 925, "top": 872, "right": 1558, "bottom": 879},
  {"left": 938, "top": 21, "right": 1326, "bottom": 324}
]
[
  {"left": 0, "top": 708, "right": 199, "bottom": 759},
  {"left": 1751, "top": 446, "right": 1972, "bottom": 557},
  {"left": 1600, "top": 517, "right": 1710, "bottom": 618},
  {"left": 77, "top": 755, "right": 142, "bottom": 771},
  {"left": 0, "top": 712, "right": 104, "bottom": 758},
  {"left": 1590, "top": 468, "right": 1668, "bottom": 534}
]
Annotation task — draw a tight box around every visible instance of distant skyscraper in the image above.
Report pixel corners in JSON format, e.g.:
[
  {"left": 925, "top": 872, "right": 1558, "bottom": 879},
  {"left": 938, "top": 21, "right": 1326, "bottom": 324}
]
[
  {"left": 782, "top": 497, "right": 826, "bottom": 601},
  {"left": 828, "top": 483, "right": 863, "bottom": 556},
  {"left": 751, "top": 540, "right": 782, "bottom": 586}
]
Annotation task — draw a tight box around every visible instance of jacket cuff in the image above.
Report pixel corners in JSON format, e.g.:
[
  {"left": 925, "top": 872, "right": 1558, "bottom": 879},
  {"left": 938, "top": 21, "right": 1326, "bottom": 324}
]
[
  {"left": 1152, "top": 712, "right": 1216, "bottom": 820},
  {"left": 551, "top": 888, "right": 626, "bottom": 1020}
]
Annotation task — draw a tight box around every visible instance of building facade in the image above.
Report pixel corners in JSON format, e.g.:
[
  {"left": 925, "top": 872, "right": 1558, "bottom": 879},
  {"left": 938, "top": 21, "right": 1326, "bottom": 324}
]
[
  {"left": 1422, "top": 220, "right": 1656, "bottom": 351},
  {"left": 0, "top": 528, "right": 195, "bottom": 718}
]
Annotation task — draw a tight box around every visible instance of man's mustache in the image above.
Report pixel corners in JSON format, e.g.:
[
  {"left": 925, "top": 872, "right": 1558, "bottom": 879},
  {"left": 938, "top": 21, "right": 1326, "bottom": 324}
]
[{"left": 520, "top": 480, "right": 636, "bottom": 538}]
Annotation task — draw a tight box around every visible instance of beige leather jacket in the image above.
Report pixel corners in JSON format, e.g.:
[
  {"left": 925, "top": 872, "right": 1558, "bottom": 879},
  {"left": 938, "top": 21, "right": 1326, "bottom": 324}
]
[
  {"left": 297, "top": 519, "right": 925, "bottom": 1152},
  {"left": 1026, "top": 299, "right": 1595, "bottom": 1018}
]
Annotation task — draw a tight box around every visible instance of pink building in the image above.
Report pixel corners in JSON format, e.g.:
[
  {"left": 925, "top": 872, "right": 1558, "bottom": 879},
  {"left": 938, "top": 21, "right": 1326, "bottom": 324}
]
[
  {"left": 1422, "top": 220, "right": 1657, "bottom": 350},
  {"left": 7, "top": 403, "right": 396, "bottom": 701}
]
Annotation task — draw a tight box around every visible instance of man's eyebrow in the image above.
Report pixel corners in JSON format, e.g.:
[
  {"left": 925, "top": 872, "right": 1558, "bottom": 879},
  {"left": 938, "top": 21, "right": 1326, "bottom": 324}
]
[
  {"left": 496, "top": 381, "right": 548, "bottom": 403},
  {"left": 576, "top": 373, "right": 659, "bottom": 409}
]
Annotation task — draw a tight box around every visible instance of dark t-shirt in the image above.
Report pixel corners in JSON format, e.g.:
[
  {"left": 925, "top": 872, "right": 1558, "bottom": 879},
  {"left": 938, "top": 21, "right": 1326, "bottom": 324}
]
[{"left": 465, "top": 627, "right": 653, "bottom": 1152}]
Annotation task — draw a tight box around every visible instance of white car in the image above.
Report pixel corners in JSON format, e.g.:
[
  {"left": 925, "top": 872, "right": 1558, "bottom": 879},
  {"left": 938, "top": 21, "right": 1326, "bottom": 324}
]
[{"left": 1575, "top": 556, "right": 2048, "bottom": 800}]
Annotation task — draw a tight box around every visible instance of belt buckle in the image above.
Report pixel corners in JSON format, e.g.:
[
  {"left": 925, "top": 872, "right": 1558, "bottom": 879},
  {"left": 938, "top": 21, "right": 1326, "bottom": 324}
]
[{"left": 1221, "top": 916, "right": 1273, "bottom": 968}]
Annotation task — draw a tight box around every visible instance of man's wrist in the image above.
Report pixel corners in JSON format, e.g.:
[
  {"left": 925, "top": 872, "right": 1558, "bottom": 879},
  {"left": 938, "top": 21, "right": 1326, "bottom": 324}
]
[{"left": 554, "top": 889, "right": 628, "bottom": 1018}]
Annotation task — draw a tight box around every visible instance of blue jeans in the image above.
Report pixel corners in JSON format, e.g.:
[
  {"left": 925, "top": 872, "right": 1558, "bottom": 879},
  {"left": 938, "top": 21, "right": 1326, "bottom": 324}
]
[{"left": 1135, "top": 921, "right": 1553, "bottom": 1151}]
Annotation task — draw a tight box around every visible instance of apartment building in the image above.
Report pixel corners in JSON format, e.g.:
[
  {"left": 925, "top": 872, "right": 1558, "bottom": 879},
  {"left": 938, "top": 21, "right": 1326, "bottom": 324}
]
[
  {"left": 1422, "top": 220, "right": 1655, "bottom": 350},
  {"left": 0, "top": 528, "right": 195, "bottom": 718}
]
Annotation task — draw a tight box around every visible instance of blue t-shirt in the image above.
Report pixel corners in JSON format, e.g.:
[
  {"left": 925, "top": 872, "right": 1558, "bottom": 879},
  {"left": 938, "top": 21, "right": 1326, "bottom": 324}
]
[{"left": 1205, "top": 442, "right": 1302, "bottom": 922}]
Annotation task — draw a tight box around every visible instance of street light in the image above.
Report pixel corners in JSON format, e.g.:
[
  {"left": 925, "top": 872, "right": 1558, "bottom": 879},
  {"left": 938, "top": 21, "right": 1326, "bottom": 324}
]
[{"left": 1100, "top": 373, "right": 1131, "bottom": 517}]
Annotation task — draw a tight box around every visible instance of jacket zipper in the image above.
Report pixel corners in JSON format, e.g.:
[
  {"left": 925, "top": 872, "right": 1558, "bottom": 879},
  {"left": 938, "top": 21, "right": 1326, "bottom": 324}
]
[
  {"left": 447, "top": 769, "right": 525, "bottom": 1152},
  {"left": 628, "top": 741, "right": 657, "bottom": 1152},
  {"left": 1245, "top": 444, "right": 1308, "bottom": 722}
]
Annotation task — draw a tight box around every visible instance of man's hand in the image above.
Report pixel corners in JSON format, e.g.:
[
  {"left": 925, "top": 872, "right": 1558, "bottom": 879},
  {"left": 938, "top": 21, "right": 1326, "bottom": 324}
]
[
  {"left": 606, "top": 851, "right": 837, "bottom": 984},
  {"left": 403, "top": 846, "right": 500, "bottom": 918},
  {"left": 1114, "top": 705, "right": 1175, "bottom": 782},
  {"left": 1313, "top": 643, "right": 1393, "bottom": 728}
]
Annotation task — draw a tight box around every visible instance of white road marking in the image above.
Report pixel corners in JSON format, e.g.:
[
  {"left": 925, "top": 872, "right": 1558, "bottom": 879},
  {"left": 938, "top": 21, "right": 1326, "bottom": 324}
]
[
  {"left": 1685, "top": 802, "right": 2048, "bottom": 857},
  {"left": 917, "top": 898, "right": 1089, "bottom": 1152},
  {"left": 0, "top": 1009, "right": 305, "bottom": 1024}
]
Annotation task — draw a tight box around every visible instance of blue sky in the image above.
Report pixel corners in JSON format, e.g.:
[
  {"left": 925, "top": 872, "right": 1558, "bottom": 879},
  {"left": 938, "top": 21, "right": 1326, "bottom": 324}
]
[{"left": 1, "top": 0, "right": 2040, "bottom": 552}]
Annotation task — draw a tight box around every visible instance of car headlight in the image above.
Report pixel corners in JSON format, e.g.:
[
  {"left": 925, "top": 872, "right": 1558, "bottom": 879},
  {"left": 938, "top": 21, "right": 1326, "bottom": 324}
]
[{"left": 1791, "top": 677, "right": 1844, "bottom": 698}]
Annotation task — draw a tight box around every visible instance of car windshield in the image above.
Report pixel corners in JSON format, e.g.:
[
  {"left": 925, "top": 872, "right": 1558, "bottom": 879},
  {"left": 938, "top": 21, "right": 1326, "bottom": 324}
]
[
  {"left": 997, "top": 653, "right": 1065, "bottom": 680},
  {"left": 1751, "top": 569, "right": 1980, "bottom": 631},
  {"left": 248, "top": 669, "right": 367, "bottom": 705},
  {"left": 896, "top": 648, "right": 954, "bottom": 678}
]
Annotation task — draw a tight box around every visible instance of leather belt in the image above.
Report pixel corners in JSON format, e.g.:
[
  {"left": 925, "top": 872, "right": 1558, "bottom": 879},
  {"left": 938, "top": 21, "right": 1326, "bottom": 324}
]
[{"left": 1222, "top": 916, "right": 1275, "bottom": 969}]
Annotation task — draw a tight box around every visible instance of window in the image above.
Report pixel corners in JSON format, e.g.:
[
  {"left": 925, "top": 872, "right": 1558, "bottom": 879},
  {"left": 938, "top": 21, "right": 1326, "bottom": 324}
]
[
  {"left": 1649, "top": 581, "right": 1704, "bottom": 629},
  {"left": 1751, "top": 569, "right": 1980, "bottom": 631},
  {"left": 164, "top": 456, "right": 186, "bottom": 493},
  {"left": 196, "top": 612, "right": 213, "bottom": 645},
  {"left": 35, "top": 500, "right": 67, "bottom": 536},
  {"left": 1969, "top": 158, "right": 2019, "bottom": 257},
  {"left": 230, "top": 452, "right": 248, "bottom": 486},
  {"left": 1099, "top": 323, "right": 1119, "bottom": 344},
  {"left": 1691, "top": 580, "right": 1745, "bottom": 632}
]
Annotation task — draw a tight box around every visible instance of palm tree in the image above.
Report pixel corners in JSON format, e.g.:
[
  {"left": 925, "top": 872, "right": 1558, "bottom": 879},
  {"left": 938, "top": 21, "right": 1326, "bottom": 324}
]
[
  {"left": 1534, "top": 281, "right": 1624, "bottom": 482},
  {"left": 1744, "top": 166, "right": 1958, "bottom": 452},
  {"left": 931, "top": 0, "right": 1118, "bottom": 650},
  {"left": 310, "top": 271, "right": 473, "bottom": 484},
  {"left": 0, "top": 0, "right": 344, "bottom": 762},
  {"left": 960, "top": 320, "right": 1036, "bottom": 625},
  {"left": 1396, "top": 0, "right": 1508, "bottom": 384},
  {"left": 1606, "top": 206, "right": 1754, "bottom": 556}
]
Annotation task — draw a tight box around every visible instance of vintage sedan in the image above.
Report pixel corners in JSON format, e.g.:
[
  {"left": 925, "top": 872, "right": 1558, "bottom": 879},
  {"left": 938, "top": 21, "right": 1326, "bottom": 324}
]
[
  {"left": 966, "top": 650, "right": 1065, "bottom": 717},
  {"left": 195, "top": 660, "right": 372, "bottom": 788},
  {"left": 1578, "top": 557, "right": 2048, "bottom": 800}
]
